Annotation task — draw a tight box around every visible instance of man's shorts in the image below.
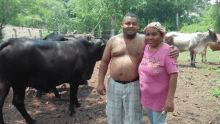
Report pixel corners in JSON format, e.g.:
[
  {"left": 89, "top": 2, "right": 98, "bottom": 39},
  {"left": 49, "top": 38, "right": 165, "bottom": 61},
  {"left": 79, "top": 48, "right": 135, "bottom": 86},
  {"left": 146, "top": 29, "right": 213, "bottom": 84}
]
[{"left": 106, "top": 76, "right": 144, "bottom": 124}]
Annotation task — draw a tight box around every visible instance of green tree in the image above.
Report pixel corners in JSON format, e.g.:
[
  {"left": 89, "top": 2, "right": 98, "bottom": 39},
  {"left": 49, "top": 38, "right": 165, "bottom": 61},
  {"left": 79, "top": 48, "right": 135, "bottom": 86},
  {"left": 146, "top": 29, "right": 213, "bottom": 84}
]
[
  {"left": 0, "top": 0, "right": 22, "bottom": 39},
  {"left": 69, "top": 0, "right": 146, "bottom": 34},
  {"left": 135, "top": 0, "right": 206, "bottom": 32},
  {"left": 180, "top": 3, "right": 220, "bottom": 33}
]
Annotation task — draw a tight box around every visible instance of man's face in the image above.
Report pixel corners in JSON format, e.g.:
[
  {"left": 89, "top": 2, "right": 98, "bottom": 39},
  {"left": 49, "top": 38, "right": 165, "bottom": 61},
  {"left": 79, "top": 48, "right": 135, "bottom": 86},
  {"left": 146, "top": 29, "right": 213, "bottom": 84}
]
[{"left": 121, "top": 17, "right": 139, "bottom": 37}]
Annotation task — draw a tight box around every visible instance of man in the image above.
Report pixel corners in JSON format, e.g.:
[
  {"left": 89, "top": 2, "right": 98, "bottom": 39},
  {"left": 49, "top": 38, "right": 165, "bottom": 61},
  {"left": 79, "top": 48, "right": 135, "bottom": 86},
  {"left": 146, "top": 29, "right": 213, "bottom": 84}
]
[{"left": 97, "top": 13, "right": 178, "bottom": 124}]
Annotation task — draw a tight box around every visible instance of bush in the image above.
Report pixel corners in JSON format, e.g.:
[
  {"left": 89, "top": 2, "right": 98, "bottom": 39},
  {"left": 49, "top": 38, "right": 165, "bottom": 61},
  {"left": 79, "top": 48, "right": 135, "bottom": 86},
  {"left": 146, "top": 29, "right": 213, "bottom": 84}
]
[{"left": 179, "top": 24, "right": 211, "bottom": 33}]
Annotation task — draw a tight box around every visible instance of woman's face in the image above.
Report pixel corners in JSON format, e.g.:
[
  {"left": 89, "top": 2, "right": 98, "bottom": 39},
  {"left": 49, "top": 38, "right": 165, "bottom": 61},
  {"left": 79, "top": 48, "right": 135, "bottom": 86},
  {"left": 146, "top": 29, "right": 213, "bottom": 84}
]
[{"left": 145, "top": 27, "right": 163, "bottom": 48}]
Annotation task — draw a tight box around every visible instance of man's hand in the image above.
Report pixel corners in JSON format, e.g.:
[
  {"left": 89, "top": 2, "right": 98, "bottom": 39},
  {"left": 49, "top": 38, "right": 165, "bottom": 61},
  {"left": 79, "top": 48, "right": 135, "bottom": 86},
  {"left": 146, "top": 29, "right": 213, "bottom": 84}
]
[
  {"left": 97, "top": 83, "right": 106, "bottom": 95},
  {"left": 169, "top": 45, "right": 179, "bottom": 59},
  {"left": 164, "top": 99, "right": 174, "bottom": 113}
]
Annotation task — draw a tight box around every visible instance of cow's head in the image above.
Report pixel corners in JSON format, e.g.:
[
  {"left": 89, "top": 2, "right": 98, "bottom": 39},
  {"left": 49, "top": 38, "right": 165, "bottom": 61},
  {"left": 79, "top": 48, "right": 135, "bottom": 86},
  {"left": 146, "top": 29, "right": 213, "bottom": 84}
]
[
  {"left": 208, "top": 29, "right": 219, "bottom": 43},
  {"left": 90, "top": 38, "right": 106, "bottom": 61}
]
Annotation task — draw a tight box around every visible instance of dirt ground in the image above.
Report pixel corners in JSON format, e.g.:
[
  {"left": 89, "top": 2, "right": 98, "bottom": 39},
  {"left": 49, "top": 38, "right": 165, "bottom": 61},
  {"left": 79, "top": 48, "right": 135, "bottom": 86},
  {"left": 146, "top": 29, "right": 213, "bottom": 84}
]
[{"left": 1, "top": 26, "right": 220, "bottom": 124}]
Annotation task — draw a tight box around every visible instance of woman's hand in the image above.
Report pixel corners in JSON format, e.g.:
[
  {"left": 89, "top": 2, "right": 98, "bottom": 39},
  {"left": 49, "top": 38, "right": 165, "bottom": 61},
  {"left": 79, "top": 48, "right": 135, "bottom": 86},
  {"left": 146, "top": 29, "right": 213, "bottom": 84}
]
[{"left": 164, "top": 99, "right": 174, "bottom": 112}]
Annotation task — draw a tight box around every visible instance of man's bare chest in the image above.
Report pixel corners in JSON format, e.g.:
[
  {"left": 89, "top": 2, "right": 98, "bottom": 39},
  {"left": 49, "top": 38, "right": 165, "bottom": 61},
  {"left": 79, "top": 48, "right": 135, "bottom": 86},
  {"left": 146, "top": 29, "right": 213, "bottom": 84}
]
[{"left": 111, "top": 43, "right": 142, "bottom": 57}]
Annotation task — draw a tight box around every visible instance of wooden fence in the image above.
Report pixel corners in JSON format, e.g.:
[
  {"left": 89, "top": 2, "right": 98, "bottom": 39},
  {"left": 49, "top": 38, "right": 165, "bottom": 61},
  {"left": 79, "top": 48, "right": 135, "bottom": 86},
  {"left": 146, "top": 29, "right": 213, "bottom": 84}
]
[{"left": 11, "top": 28, "right": 115, "bottom": 40}]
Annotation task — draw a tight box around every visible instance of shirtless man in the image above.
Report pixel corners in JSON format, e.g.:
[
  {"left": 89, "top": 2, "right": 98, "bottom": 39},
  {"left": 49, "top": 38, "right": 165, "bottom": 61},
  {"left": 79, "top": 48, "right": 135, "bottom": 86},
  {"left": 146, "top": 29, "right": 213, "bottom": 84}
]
[{"left": 97, "top": 13, "right": 178, "bottom": 124}]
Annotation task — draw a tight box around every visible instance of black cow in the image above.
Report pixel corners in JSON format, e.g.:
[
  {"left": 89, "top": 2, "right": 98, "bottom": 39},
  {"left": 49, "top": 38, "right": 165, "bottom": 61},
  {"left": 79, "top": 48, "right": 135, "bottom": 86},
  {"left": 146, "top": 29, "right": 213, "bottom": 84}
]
[
  {"left": 42, "top": 33, "right": 67, "bottom": 41},
  {"left": 37, "top": 33, "right": 91, "bottom": 98},
  {"left": 0, "top": 37, "right": 106, "bottom": 124},
  {"left": 35, "top": 33, "right": 69, "bottom": 98}
]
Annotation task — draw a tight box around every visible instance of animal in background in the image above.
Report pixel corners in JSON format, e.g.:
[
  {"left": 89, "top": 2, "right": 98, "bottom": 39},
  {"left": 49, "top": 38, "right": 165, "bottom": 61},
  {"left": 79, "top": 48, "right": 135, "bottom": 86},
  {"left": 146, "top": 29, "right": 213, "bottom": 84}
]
[{"left": 165, "top": 29, "right": 219, "bottom": 67}]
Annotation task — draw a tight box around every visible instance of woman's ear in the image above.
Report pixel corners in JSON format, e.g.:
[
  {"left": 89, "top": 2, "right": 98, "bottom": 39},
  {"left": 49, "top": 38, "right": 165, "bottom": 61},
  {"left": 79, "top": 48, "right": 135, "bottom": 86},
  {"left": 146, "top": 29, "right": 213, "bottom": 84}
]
[{"left": 162, "top": 33, "right": 165, "bottom": 39}]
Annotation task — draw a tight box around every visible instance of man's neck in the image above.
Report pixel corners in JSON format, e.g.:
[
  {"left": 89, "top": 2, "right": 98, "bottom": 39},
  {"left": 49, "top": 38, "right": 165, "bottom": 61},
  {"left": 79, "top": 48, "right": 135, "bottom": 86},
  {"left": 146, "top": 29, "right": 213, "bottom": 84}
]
[{"left": 123, "top": 33, "right": 137, "bottom": 40}]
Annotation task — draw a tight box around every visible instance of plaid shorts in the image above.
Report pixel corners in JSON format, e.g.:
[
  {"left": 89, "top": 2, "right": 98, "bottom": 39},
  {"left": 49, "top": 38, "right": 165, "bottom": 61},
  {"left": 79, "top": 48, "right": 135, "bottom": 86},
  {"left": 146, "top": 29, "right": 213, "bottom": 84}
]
[{"left": 106, "top": 77, "right": 144, "bottom": 124}]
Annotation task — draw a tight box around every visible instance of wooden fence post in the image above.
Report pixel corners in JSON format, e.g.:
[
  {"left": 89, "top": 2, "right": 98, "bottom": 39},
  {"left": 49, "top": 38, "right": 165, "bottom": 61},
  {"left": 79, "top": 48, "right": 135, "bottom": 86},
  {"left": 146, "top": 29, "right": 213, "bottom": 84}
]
[
  {"left": 91, "top": 30, "right": 94, "bottom": 37},
  {"left": 99, "top": 25, "right": 102, "bottom": 37},
  {"left": 28, "top": 29, "right": 32, "bottom": 37},
  {"left": 100, "top": 31, "right": 102, "bottom": 37},
  {"left": 39, "top": 30, "right": 42, "bottom": 39},
  {"left": 13, "top": 28, "right": 17, "bottom": 38},
  {"left": 176, "top": 13, "right": 179, "bottom": 31},
  {"left": 110, "top": 29, "right": 115, "bottom": 37}
]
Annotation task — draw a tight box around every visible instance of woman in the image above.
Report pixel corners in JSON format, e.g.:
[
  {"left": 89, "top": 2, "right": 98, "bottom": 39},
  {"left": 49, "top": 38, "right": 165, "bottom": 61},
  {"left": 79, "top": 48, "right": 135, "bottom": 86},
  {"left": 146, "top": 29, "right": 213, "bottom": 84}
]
[{"left": 138, "top": 22, "right": 178, "bottom": 124}]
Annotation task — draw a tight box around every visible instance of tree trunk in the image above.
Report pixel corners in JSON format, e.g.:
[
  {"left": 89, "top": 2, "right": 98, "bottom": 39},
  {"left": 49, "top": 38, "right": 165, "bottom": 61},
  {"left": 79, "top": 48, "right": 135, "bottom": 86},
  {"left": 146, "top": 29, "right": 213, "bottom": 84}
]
[
  {"left": 0, "top": 19, "right": 5, "bottom": 37},
  {"left": 1, "top": 0, "right": 7, "bottom": 38},
  {"left": 176, "top": 13, "right": 179, "bottom": 31},
  {"left": 123, "top": 10, "right": 126, "bottom": 16}
]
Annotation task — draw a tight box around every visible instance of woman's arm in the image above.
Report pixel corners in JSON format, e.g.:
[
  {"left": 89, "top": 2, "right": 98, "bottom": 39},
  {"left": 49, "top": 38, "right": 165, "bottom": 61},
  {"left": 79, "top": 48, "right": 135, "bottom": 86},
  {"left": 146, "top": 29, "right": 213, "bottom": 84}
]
[{"left": 164, "top": 73, "right": 178, "bottom": 112}]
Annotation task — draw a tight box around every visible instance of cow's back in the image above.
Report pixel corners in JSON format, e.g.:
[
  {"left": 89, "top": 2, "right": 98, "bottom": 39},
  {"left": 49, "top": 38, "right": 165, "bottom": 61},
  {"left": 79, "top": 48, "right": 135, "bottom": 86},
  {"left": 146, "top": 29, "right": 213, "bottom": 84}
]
[
  {"left": 165, "top": 32, "right": 205, "bottom": 52},
  {"left": 0, "top": 38, "right": 90, "bottom": 88}
]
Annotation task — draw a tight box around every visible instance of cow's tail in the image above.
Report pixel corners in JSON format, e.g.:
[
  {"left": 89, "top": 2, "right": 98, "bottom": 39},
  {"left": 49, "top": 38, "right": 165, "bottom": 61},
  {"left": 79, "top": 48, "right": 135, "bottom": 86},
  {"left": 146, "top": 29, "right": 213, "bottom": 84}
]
[{"left": 0, "top": 39, "right": 11, "bottom": 51}]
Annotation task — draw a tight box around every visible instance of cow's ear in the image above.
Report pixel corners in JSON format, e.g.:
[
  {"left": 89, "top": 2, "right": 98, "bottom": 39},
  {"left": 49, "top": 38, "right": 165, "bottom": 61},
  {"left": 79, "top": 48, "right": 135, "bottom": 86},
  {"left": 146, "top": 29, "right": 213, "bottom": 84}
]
[
  {"left": 101, "top": 41, "right": 105, "bottom": 46},
  {"left": 208, "top": 29, "right": 212, "bottom": 34}
]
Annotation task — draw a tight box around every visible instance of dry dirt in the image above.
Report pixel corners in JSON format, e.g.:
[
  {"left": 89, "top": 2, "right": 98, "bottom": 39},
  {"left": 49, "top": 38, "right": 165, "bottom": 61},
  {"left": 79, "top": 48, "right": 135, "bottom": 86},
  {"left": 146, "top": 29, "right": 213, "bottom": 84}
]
[{"left": 1, "top": 26, "right": 220, "bottom": 124}]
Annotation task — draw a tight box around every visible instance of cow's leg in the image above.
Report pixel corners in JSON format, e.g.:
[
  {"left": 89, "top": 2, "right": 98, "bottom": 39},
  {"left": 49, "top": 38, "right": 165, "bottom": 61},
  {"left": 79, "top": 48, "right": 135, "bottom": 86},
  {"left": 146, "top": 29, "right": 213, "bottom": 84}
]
[
  {"left": 37, "top": 87, "right": 60, "bottom": 98},
  {"left": 12, "top": 86, "right": 36, "bottom": 124},
  {"left": 0, "top": 79, "right": 11, "bottom": 124},
  {"left": 201, "top": 50, "right": 204, "bottom": 62},
  {"left": 190, "top": 51, "right": 196, "bottom": 67},
  {"left": 69, "top": 80, "right": 81, "bottom": 116},
  {"left": 201, "top": 44, "right": 208, "bottom": 63},
  {"left": 204, "top": 44, "right": 208, "bottom": 63},
  {"left": 52, "top": 86, "right": 60, "bottom": 98},
  {"left": 80, "top": 79, "right": 88, "bottom": 85},
  {"left": 61, "top": 84, "right": 66, "bottom": 89},
  {"left": 36, "top": 90, "right": 43, "bottom": 98}
]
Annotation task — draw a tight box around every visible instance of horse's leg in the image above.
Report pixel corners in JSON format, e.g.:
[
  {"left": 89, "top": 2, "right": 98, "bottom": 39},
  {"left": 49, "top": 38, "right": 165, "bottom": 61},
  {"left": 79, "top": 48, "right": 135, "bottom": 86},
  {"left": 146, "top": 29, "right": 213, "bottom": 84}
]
[
  {"left": 0, "top": 78, "right": 11, "bottom": 124},
  {"left": 12, "top": 85, "right": 36, "bottom": 124},
  {"left": 190, "top": 51, "right": 196, "bottom": 67}
]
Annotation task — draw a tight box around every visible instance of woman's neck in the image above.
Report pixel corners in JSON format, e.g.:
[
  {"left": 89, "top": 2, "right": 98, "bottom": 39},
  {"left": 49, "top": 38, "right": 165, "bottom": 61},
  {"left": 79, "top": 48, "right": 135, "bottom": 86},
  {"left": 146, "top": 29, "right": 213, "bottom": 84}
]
[{"left": 149, "top": 43, "right": 163, "bottom": 51}]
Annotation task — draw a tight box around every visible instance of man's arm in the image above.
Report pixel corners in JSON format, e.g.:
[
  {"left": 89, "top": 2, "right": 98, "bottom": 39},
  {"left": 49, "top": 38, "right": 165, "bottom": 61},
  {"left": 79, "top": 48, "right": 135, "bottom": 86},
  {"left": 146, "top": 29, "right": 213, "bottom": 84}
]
[
  {"left": 97, "top": 38, "right": 112, "bottom": 95},
  {"left": 168, "top": 46, "right": 179, "bottom": 59}
]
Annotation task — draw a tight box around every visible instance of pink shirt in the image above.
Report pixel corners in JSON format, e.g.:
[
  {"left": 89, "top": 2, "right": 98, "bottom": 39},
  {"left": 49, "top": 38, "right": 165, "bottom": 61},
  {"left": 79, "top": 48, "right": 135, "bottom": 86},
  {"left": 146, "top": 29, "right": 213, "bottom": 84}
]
[{"left": 138, "top": 44, "right": 178, "bottom": 111}]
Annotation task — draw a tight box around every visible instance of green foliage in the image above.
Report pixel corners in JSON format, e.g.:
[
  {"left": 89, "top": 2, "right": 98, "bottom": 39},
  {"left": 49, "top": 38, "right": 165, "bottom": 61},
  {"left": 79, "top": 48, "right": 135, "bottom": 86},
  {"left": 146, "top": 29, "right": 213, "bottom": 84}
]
[
  {"left": 206, "top": 96, "right": 212, "bottom": 101},
  {"left": 211, "top": 86, "right": 220, "bottom": 98},
  {"left": 0, "top": 0, "right": 218, "bottom": 38},
  {"left": 135, "top": 0, "right": 205, "bottom": 32},
  {"left": 180, "top": 4, "right": 220, "bottom": 33},
  {"left": 179, "top": 24, "right": 210, "bottom": 33}
]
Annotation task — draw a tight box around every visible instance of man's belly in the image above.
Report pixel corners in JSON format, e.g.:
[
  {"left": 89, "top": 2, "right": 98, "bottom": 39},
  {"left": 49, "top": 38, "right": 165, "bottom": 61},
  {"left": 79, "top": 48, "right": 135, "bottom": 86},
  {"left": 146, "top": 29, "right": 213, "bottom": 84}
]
[{"left": 110, "top": 57, "right": 140, "bottom": 81}]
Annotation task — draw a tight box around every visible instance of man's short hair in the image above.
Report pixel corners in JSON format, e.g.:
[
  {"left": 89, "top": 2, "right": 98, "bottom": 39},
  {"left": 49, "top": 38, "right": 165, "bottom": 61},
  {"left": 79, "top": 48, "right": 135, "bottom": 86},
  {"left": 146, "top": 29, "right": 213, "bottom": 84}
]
[{"left": 123, "top": 13, "right": 138, "bottom": 22}]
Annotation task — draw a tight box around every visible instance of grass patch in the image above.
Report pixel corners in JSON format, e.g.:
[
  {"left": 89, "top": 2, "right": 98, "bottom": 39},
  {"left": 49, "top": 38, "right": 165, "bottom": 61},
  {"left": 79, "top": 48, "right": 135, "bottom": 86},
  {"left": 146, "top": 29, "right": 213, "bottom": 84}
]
[
  {"left": 215, "top": 81, "right": 220, "bottom": 84},
  {"left": 177, "top": 47, "right": 220, "bottom": 62},
  {"left": 178, "top": 49, "right": 220, "bottom": 98},
  {"left": 184, "top": 76, "right": 193, "bottom": 81},
  {"left": 211, "top": 86, "right": 220, "bottom": 98},
  {"left": 207, "top": 96, "right": 212, "bottom": 101}
]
